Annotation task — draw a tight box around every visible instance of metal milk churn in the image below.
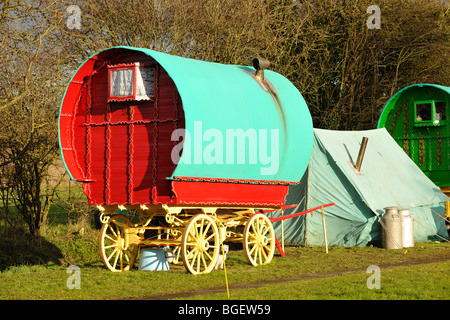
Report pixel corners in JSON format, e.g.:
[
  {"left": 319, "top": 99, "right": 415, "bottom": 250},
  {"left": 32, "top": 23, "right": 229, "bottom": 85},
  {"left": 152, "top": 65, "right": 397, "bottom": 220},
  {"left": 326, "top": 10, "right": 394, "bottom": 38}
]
[
  {"left": 382, "top": 207, "right": 403, "bottom": 249},
  {"left": 399, "top": 209, "right": 414, "bottom": 248}
]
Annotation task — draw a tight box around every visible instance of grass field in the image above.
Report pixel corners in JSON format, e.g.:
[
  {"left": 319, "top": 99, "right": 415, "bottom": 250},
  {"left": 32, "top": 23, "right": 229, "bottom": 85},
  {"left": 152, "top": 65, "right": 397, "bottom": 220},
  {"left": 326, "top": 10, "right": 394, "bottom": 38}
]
[
  {"left": 0, "top": 217, "right": 449, "bottom": 300},
  {"left": 1, "top": 188, "right": 449, "bottom": 301}
]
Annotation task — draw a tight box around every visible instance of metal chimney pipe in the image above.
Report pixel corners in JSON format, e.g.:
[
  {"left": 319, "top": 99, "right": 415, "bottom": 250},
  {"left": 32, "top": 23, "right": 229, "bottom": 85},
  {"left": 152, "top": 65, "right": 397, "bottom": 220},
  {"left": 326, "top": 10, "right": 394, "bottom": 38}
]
[
  {"left": 253, "top": 58, "right": 270, "bottom": 81},
  {"left": 355, "top": 137, "right": 368, "bottom": 172}
]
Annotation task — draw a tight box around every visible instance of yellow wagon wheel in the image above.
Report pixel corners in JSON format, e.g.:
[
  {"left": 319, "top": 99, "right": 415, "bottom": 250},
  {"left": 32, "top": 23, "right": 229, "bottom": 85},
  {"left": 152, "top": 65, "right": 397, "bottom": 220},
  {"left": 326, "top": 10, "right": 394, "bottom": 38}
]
[
  {"left": 99, "top": 214, "right": 138, "bottom": 272},
  {"left": 181, "top": 214, "right": 220, "bottom": 275},
  {"left": 243, "top": 213, "right": 275, "bottom": 266}
]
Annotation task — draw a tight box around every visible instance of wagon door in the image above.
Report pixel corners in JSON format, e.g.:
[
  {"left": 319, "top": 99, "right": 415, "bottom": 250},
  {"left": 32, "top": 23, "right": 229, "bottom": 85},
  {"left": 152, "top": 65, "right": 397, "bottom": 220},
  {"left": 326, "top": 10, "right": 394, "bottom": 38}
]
[{"left": 74, "top": 56, "right": 184, "bottom": 205}]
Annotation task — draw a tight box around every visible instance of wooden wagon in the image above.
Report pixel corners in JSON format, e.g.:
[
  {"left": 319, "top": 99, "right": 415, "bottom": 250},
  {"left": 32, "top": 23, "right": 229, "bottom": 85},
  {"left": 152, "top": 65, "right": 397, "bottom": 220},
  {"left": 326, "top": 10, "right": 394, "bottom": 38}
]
[{"left": 58, "top": 46, "right": 313, "bottom": 274}]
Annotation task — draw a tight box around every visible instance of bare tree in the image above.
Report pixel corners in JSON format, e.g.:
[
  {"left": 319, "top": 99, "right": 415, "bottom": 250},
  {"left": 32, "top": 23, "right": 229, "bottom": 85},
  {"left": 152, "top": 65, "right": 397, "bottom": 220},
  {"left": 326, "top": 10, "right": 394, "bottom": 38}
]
[{"left": 0, "top": 0, "right": 67, "bottom": 236}]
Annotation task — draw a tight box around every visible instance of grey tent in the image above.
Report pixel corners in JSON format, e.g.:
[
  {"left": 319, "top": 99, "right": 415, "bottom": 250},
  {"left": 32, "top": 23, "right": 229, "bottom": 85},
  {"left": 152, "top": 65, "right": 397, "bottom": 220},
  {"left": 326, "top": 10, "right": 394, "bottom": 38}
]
[{"left": 271, "top": 128, "right": 449, "bottom": 247}]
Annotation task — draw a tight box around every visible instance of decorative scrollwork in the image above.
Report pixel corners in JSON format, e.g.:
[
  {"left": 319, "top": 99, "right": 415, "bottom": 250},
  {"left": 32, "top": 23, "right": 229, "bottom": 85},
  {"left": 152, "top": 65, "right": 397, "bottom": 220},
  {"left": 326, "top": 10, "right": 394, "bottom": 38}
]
[
  {"left": 437, "top": 137, "right": 442, "bottom": 166},
  {"left": 165, "top": 212, "right": 175, "bottom": 224},
  {"left": 99, "top": 212, "right": 110, "bottom": 224},
  {"left": 419, "top": 138, "right": 425, "bottom": 167}
]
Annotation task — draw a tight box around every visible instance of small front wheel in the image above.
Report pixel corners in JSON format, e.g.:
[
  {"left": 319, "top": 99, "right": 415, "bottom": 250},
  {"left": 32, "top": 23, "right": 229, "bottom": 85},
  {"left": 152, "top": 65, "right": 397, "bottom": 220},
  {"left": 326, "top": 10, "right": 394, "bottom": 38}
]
[
  {"left": 99, "top": 214, "right": 138, "bottom": 272},
  {"left": 243, "top": 213, "right": 275, "bottom": 266}
]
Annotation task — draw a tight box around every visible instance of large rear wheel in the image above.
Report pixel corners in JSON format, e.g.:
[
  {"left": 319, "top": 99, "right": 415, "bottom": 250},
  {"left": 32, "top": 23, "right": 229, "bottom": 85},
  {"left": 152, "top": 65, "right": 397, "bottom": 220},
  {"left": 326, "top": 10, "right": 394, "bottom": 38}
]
[{"left": 181, "top": 214, "right": 220, "bottom": 275}]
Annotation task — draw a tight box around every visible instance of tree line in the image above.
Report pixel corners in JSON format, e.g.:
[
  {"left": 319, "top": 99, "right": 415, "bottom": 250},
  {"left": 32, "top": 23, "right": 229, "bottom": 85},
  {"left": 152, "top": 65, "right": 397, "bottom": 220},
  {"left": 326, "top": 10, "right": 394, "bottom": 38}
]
[{"left": 0, "top": 0, "right": 448, "bottom": 236}]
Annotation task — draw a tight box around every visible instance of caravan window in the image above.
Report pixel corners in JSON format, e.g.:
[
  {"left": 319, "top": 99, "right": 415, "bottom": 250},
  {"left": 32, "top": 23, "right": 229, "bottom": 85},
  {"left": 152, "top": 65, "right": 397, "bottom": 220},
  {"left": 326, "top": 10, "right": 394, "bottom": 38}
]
[
  {"left": 110, "top": 68, "right": 134, "bottom": 97},
  {"left": 415, "top": 102, "right": 432, "bottom": 122},
  {"left": 108, "top": 63, "right": 155, "bottom": 102},
  {"left": 414, "top": 100, "right": 447, "bottom": 126}
]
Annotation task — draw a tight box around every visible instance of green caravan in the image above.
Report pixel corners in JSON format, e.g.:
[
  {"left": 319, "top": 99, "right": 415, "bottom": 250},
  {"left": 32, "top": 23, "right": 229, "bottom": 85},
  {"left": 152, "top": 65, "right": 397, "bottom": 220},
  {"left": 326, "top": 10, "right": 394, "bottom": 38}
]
[{"left": 377, "top": 84, "right": 450, "bottom": 188}]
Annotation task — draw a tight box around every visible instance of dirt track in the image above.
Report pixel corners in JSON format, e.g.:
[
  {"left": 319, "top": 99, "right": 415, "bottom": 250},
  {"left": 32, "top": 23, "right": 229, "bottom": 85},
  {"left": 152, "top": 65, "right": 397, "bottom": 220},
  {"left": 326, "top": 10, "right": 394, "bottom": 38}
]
[{"left": 139, "top": 257, "right": 450, "bottom": 300}]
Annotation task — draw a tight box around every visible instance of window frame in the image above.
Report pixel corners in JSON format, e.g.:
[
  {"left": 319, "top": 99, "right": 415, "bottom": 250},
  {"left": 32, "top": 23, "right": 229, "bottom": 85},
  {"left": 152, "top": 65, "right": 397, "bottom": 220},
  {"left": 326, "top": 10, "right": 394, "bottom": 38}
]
[
  {"left": 413, "top": 100, "right": 446, "bottom": 127},
  {"left": 107, "top": 62, "right": 155, "bottom": 102}
]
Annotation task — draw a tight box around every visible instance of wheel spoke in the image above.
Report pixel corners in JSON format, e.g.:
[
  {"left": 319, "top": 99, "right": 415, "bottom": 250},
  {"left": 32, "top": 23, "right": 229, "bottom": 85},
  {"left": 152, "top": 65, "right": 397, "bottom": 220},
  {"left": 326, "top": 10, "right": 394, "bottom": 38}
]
[
  {"left": 199, "top": 218, "right": 205, "bottom": 238},
  {"left": 104, "top": 234, "right": 116, "bottom": 242},
  {"left": 260, "top": 224, "right": 268, "bottom": 236},
  {"left": 187, "top": 248, "right": 198, "bottom": 260},
  {"left": 249, "top": 244, "right": 257, "bottom": 255},
  {"left": 261, "top": 247, "right": 269, "bottom": 260},
  {"left": 205, "top": 233, "right": 216, "bottom": 241},
  {"left": 196, "top": 252, "right": 201, "bottom": 273},
  {"left": 194, "top": 222, "right": 200, "bottom": 238},
  {"left": 203, "top": 223, "right": 211, "bottom": 239},
  {"left": 193, "top": 249, "right": 200, "bottom": 262},
  {"left": 108, "top": 224, "right": 118, "bottom": 238},
  {"left": 123, "top": 250, "right": 131, "bottom": 262},
  {"left": 201, "top": 253, "right": 208, "bottom": 270},
  {"left": 251, "top": 222, "right": 257, "bottom": 237},
  {"left": 107, "top": 247, "right": 118, "bottom": 262},
  {"left": 253, "top": 246, "right": 259, "bottom": 264},
  {"left": 247, "top": 233, "right": 258, "bottom": 240},
  {"left": 204, "top": 251, "right": 213, "bottom": 261},
  {"left": 112, "top": 249, "right": 120, "bottom": 269},
  {"left": 119, "top": 250, "right": 124, "bottom": 271},
  {"left": 261, "top": 243, "right": 271, "bottom": 252}
]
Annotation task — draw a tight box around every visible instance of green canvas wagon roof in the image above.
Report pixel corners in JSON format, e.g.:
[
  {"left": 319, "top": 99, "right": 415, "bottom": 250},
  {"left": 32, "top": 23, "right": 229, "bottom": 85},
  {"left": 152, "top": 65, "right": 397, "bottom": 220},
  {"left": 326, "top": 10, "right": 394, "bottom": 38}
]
[{"left": 59, "top": 46, "right": 313, "bottom": 184}]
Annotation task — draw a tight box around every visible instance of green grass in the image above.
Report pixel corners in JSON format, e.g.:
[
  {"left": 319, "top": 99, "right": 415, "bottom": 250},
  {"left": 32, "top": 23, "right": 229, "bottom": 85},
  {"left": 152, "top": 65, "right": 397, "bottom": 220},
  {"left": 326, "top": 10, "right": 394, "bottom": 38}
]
[
  {"left": 183, "top": 260, "right": 450, "bottom": 300},
  {"left": 0, "top": 229, "right": 449, "bottom": 300},
  {"left": 1, "top": 186, "right": 449, "bottom": 300}
]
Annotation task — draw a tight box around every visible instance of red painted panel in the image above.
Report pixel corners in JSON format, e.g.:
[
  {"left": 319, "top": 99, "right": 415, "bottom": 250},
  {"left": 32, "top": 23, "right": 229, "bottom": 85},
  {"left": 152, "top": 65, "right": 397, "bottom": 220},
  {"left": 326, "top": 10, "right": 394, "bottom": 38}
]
[{"left": 169, "top": 181, "right": 289, "bottom": 207}]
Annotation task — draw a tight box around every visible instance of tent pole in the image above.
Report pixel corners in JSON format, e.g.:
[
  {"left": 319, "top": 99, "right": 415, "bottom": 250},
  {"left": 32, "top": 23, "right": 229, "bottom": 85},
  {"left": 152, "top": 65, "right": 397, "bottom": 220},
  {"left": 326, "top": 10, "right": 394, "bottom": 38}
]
[{"left": 321, "top": 206, "right": 328, "bottom": 254}]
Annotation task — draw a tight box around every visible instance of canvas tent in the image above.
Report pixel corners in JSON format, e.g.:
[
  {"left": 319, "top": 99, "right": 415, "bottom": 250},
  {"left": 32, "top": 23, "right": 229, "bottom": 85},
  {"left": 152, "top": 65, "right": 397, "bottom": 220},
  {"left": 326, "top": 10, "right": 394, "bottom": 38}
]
[{"left": 270, "top": 128, "right": 449, "bottom": 247}]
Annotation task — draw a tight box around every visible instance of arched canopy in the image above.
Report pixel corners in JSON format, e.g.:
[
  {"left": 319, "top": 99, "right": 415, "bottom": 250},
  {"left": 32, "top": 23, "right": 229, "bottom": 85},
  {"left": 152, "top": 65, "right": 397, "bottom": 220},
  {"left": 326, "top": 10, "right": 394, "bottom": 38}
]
[
  {"left": 377, "top": 83, "right": 450, "bottom": 128},
  {"left": 59, "top": 46, "right": 313, "bottom": 185}
]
